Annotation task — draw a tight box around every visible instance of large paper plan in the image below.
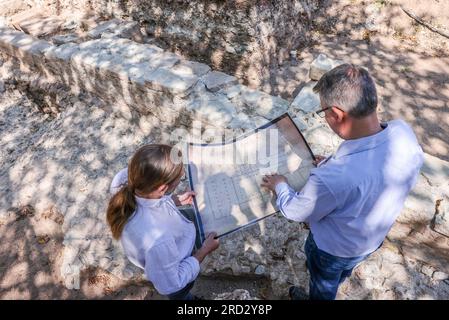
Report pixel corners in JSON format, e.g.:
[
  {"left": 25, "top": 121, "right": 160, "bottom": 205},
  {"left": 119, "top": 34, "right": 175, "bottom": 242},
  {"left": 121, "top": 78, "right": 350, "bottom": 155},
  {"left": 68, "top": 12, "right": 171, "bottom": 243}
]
[{"left": 187, "top": 113, "right": 316, "bottom": 242}]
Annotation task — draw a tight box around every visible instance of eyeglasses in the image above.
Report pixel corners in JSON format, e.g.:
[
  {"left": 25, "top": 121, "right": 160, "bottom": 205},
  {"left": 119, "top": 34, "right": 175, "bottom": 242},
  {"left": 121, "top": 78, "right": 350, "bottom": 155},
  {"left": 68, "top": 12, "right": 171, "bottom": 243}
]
[
  {"left": 316, "top": 106, "right": 331, "bottom": 118},
  {"left": 316, "top": 106, "right": 345, "bottom": 118}
]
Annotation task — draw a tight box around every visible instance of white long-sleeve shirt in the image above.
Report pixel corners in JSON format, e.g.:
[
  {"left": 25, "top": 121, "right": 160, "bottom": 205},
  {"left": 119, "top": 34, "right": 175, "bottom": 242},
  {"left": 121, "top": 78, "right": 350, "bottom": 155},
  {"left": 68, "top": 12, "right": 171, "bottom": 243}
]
[{"left": 110, "top": 169, "right": 199, "bottom": 295}]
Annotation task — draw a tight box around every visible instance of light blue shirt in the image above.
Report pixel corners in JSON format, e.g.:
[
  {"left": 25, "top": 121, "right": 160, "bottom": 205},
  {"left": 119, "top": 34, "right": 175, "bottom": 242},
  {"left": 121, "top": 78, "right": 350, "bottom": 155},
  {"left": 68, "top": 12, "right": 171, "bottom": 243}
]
[
  {"left": 275, "top": 120, "right": 424, "bottom": 257},
  {"left": 110, "top": 169, "right": 199, "bottom": 295}
]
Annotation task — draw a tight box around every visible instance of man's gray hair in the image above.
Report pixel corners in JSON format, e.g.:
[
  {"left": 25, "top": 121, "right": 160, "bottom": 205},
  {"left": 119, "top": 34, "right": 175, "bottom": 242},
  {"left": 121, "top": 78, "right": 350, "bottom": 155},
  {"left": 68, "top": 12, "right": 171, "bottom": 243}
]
[{"left": 313, "top": 64, "right": 378, "bottom": 118}]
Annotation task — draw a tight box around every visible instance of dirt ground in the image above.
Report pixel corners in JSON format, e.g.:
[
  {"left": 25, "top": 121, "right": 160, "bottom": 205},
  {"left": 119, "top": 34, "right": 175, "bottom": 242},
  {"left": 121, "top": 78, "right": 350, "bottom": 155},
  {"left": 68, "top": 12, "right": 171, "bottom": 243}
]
[
  {"left": 0, "top": 0, "right": 448, "bottom": 300},
  {"left": 264, "top": 0, "right": 449, "bottom": 162}
]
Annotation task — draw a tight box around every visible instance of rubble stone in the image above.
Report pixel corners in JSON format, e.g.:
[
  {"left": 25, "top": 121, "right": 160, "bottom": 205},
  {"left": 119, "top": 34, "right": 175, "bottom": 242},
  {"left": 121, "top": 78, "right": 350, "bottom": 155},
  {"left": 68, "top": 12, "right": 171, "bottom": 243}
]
[
  {"left": 52, "top": 34, "right": 79, "bottom": 45},
  {"left": 309, "top": 53, "right": 345, "bottom": 81},
  {"left": 433, "top": 197, "right": 449, "bottom": 238},
  {"left": 202, "top": 71, "right": 238, "bottom": 92},
  {"left": 291, "top": 81, "right": 320, "bottom": 113},
  {"left": 213, "top": 289, "right": 258, "bottom": 300},
  {"left": 88, "top": 19, "right": 143, "bottom": 42}
]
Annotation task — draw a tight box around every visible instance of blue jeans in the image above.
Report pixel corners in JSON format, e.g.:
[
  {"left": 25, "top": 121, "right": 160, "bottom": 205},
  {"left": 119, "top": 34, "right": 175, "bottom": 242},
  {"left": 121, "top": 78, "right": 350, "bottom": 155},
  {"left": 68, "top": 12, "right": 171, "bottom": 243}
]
[
  {"left": 304, "top": 232, "right": 374, "bottom": 300},
  {"left": 167, "top": 281, "right": 195, "bottom": 300}
]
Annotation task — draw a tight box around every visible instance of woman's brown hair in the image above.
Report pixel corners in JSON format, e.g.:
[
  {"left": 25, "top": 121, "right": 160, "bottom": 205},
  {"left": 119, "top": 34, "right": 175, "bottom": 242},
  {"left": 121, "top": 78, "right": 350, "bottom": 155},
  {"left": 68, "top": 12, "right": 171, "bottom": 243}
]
[{"left": 107, "top": 144, "right": 184, "bottom": 239}]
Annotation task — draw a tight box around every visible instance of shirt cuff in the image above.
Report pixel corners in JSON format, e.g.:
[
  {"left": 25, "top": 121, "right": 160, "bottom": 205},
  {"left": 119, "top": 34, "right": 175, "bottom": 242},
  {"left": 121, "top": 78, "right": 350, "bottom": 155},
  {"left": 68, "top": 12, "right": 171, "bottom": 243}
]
[
  {"left": 185, "top": 256, "right": 201, "bottom": 278},
  {"left": 275, "top": 182, "right": 292, "bottom": 196}
]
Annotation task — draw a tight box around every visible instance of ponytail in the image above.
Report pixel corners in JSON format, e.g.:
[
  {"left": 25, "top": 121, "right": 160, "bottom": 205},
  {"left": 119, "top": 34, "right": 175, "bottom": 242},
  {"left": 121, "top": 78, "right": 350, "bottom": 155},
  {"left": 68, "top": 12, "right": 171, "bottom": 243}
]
[
  {"left": 107, "top": 144, "right": 184, "bottom": 239},
  {"left": 106, "top": 185, "right": 136, "bottom": 239}
]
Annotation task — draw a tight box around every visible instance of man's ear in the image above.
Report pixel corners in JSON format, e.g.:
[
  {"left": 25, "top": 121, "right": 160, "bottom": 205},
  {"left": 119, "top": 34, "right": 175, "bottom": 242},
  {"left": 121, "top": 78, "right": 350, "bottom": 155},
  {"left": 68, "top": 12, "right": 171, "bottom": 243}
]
[
  {"left": 157, "top": 184, "right": 169, "bottom": 195},
  {"left": 331, "top": 106, "right": 346, "bottom": 122}
]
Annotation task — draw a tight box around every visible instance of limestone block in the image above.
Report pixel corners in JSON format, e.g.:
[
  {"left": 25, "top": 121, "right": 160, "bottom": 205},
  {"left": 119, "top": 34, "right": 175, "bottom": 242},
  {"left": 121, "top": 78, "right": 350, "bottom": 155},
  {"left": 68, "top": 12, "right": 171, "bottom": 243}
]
[
  {"left": 292, "top": 116, "right": 308, "bottom": 131},
  {"left": 141, "top": 66, "right": 199, "bottom": 95},
  {"left": 309, "top": 53, "right": 345, "bottom": 81},
  {"left": 393, "top": 153, "right": 449, "bottom": 225},
  {"left": 134, "top": 53, "right": 180, "bottom": 77},
  {"left": 44, "top": 43, "right": 80, "bottom": 61},
  {"left": 70, "top": 50, "right": 116, "bottom": 92},
  {"left": 227, "top": 113, "right": 267, "bottom": 131},
  {"left": 402, "top": 174, "right": 438, "bottom": 223},
  {"left": 52, "top": 34, "right": 80, "bottom": 45},
  {"left": 291, "top": 81, "right": 320, "bottom": 114},
  {"left": 238, "top": 87, "right": 289, "bottom": 119},
  {"left": 421, "top": 153, "right": 449, "bottom": 187},
  {"left": 42, "top": 42, "right": 80, "bottom": 81},
  {"left": 88, "top": 19, "right": 143, "bottom": 42},
  {"left": 433, "top": 197, "right": 449, "bottom": 238},
  {"left": 78, "top": 38, "right": 156, "bottom": 60},
  {"left": 10, "top": 10, "right": 64, "bottom": 38},
  {"left": 0, "top": 26, "right": 53, "bottom": 58},
  {"left": 303, "top": 123, "right": 341, "bottom": 151},
  {"left": 220, "top": 84, "right": 244, "bottom": 99},
  {"left": 172, "top": 60, "right": 211, "bottom": 78},
  {"left": 202, "top": 71, "right": 238, "bottom": 92},
  {"left": 76, "top": 39, "right": 176, "bottom": 83},
  {"left": 186, "top": 94, "right": 236, "bottom": 126}
]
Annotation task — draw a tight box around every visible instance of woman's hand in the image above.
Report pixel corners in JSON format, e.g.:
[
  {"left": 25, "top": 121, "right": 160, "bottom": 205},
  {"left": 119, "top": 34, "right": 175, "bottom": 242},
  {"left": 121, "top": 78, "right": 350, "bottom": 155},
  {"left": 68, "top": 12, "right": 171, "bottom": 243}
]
[
  {"left": 172, "top": 191, "right": 196, "bottom": 206},
  {"left": 202, "top": 232, "right": 220, "bottom": 253},
  {"left": 193, "top": 232, "right": 220, "bottom": 263}
]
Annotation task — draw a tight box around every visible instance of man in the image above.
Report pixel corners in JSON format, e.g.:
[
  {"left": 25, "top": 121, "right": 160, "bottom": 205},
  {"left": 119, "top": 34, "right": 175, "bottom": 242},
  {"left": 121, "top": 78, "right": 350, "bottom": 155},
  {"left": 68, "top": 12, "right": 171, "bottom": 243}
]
[{"left": 261, "top": 64, "right": 424, "bottom": 300}]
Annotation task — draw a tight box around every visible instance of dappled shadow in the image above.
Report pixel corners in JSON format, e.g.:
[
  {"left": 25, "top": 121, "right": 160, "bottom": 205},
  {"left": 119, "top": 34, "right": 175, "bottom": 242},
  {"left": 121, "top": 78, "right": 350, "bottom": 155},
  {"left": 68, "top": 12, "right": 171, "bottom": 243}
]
[
  {"left": 340, "top": 219, "right": 449, "bottom": 300},
  {"left": 263, "top": 1, "right": 449, "bottom": 162},
  {"left": 0, "top": 0, "right": 448, "bottom": 300},
  {"left": 0, "top": 58, "right": 199, "bottom": 298},
  {"left": 0, "top": 205, "right": 161, "bottom": 299}
]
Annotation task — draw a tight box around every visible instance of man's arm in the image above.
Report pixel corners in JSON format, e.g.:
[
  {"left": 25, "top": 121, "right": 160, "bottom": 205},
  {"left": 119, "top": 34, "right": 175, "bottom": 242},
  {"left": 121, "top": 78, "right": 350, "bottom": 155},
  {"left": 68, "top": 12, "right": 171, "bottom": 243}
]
[{"left": 262, "top": 173, "right": 338, "bottom": 223}]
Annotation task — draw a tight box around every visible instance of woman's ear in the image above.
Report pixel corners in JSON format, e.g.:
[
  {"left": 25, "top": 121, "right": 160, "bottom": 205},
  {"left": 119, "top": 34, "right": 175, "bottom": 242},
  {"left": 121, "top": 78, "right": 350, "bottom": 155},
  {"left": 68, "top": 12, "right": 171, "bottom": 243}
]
[{"left": 157, "top": 184, "right": 169, "bottom": 195}]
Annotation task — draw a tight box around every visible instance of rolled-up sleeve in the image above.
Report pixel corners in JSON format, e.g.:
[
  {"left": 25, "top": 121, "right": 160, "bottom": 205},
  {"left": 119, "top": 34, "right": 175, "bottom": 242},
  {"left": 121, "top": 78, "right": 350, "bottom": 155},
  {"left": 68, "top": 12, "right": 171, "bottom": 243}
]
[
  {"left": 275, "top": 173, "right": 338, "bottom": 223},
  {"left": 144, "top": 238, "right": 200, "bottom": 295}
]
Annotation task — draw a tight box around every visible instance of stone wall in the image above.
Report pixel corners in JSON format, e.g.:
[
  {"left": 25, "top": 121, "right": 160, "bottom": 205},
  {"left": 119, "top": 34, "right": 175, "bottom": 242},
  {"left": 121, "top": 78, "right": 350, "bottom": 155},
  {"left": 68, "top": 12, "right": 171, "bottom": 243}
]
[{"left": 19, "top": 0, "right": 324, "bottom": 87}]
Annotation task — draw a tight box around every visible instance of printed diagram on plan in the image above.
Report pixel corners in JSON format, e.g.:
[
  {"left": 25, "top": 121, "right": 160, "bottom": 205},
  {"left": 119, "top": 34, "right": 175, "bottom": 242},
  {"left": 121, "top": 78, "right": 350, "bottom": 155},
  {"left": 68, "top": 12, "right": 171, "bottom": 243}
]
[{"left": 187, "top": 113, "right": 316, "bottom": 241}]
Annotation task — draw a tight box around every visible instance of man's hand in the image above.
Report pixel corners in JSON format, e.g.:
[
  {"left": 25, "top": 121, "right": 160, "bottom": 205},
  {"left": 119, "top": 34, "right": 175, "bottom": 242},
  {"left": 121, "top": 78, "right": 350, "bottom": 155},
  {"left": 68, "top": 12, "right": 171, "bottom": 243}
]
[
  {"left": 313, "top": 155, "right": 326, "bottom": 167},
  {"left": 172, "top": 191, "right": 196, "bottom": 206},
  {"left": 261, "top": 174, "right": 288, "bottom": 192},
  {"left": 193, "top": 232, "right": 220, "bottom": 263}
]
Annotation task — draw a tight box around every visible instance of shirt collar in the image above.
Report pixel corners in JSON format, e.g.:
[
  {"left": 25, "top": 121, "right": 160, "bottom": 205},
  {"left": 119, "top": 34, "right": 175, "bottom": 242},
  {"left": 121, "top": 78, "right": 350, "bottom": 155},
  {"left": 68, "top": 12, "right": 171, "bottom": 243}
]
[
  {"left": 334, "top": 122, "right": 389, "bottom": 159},
  {"left": 135, "top": 194, "right": 172, "bottom": 208}
]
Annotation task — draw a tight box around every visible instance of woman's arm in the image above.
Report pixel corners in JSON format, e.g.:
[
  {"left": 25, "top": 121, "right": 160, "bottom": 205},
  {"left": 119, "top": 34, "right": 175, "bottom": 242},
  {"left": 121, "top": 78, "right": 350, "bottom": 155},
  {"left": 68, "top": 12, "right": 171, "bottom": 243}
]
[{"left": 144, "top": 238, "right": 200, "bottom": 295}]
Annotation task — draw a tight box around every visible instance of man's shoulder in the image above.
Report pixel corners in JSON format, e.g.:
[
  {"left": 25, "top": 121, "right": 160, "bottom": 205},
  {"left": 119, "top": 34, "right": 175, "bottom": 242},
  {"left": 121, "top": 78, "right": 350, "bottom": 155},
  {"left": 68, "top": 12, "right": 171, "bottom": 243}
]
[
  {"left": 387, "top": 119, "right": 424, "bottom": 157},
  {"left": 387, "top": 119, "right": 419, "bottom": 141}
]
